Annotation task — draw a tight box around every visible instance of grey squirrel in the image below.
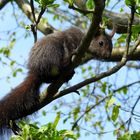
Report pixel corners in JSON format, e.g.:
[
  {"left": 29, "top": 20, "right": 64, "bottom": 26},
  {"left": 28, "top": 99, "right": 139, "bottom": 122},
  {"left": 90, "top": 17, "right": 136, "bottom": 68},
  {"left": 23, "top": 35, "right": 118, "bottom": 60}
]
[{"left": 0, "top": 27, "right": 115, "bottom": 134}]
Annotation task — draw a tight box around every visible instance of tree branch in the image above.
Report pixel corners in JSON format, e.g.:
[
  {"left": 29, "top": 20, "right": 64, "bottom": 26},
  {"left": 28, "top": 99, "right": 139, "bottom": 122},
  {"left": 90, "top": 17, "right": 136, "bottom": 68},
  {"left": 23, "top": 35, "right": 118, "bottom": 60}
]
[
  {"left": 125, "top": 63, "right": 140, "bottom": 69},
  {"left": 68, "top": 4, "right": 94, "bottom": 15},
  {"left": 1, "top": 1, "right": 140, "bottom": 35},
  {"left": 81, "top": 44, "right": 140, "bottom": 64},
  {"left": 0, "top": 0, "right": 10, "bottom": 10},
  {"left": 72, "top": 95, "right": 110, "bottom": 130},
  {"left": 127, "top": 95, "right": 140, "bottom": 129},
  {"left": 113, "top": 80, "right": 140, "bottom": 93},
  {"left": 104, "top": 9, "right": 140, "bottom": 34},
  {"left": 14, "top": 0, "right": 54, "bottom": 35},
  {"left": 52, "top": 8, "right": 140, "bottom": 103},
  {"left": 30, "top": 0, "right": 46, "bottom": 42}
]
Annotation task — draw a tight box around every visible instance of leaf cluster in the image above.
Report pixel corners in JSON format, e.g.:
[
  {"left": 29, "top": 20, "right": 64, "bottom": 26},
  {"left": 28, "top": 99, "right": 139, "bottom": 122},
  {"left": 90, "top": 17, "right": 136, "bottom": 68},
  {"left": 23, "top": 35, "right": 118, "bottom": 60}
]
[{"left": 11, "top": 113, "right": 77, "bottom": 140}]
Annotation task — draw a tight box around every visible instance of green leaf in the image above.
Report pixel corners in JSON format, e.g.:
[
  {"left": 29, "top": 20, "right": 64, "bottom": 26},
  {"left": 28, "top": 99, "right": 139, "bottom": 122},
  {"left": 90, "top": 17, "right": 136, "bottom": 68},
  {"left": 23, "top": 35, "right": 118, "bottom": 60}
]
[
  {"left": 125, "top": 0, "right": 136, "bottom": 6},
  {"left": 42, "top": 110, "right": 46, "bottom": 116},
  {"left": 47, "top": 4, "right": 60, "bottom": 8},
  {"left": 86, "top": 0, "right": 94, "bottom": 9},
  {"left": 53, "top": 112, "right": 60, "bottom": 129},
  {"left": 111, "top": 105, "right": 120, "bottom": 122},
  {"left": 132, "top": 25, "right": 140, "bottom": 34},
  {"left": 64, "top": 0, "right": 73, "bottom": 6},
  {"left": 10, "top": 60, "right": 16, "bottom": 66},
  {"left": 131, "top": 131, "right": 140, "bottom": 140},
  {"left": 10, "top": 135, "right": 24, "bottom": 140},
  {"left": 25, "top": 25, "right": 31, "bottom": 30},
  {"left": 13, "top": 68, "right": 23, "bottom": 77},
  {"left": 59, "top": 130, "right": 77, "bottom": 140},
  {"left": 122, "top": 87, "right": 128, "bottom": 95},
  {"left": 35, "top": 0, "right": 55, "bottom": 8},
  {"left": 108, "top": 97, "right": 115, "bottom": 107},
  {"left": 106, "top": 0, "right": 111, "bottom": 6},
  {"left": 101, "top": 82, "right": 107, "bottom": 93}
]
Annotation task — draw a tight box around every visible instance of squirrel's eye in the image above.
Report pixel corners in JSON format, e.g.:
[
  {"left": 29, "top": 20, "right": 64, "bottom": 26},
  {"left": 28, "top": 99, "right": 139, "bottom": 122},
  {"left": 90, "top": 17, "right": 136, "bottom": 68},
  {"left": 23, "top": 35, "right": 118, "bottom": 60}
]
[{"left": 99, "top": 41, "right": 104, "bottom": 47}]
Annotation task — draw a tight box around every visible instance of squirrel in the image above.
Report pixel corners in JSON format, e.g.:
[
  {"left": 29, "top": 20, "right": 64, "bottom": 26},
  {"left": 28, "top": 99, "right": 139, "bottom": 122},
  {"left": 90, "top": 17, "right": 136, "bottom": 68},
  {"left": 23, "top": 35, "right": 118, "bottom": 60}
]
[{"left": 0, "top": 27, "right": 115, "bottom": 135}]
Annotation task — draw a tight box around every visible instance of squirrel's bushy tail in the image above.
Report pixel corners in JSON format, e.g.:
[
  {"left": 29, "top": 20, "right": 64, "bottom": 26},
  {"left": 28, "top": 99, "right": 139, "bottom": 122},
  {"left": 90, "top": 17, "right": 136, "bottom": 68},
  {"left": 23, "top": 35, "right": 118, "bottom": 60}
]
[{"left": 0, "top": 72, "right": 42, "bottom": 134}]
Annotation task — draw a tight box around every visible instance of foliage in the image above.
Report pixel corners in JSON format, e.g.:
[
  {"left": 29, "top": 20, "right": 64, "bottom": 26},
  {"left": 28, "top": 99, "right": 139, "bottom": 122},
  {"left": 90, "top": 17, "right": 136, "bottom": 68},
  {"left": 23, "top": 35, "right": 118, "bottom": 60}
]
[
  {"left": 10, "top": 113, "right": 77, "bottom": 140},
  {"left": 117, "top": 131, "right": 140, "bottom": 140}
]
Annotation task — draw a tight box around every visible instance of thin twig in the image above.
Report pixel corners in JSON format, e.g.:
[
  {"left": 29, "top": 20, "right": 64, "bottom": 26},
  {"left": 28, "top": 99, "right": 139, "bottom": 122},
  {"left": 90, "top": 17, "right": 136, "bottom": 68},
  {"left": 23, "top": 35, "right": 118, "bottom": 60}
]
[
  {"left": 36, "top": 7, "right": 46, "bottom": 25},
  {"left": 71, "top": 79, "right": 140, "bottom": 130},
  {"left": 30, "top": 0, "right": 36, "bottom": 22},
  {"left": 68, "top": 4, "right": 94, "bottom": 15},
  {"left": 80, "top": 126, "right": 113, "bottom": 135},
  {"left": 125, "top": 6, "right": 135, "bottom": 57},
  {"left": 30, "top": 0, "right": 46, "bottom": 42},
  {"left": 113, "top": 80, "right": 140, "bottom": 93},
  {"left": 72, "top": 95, "right": 110, "bottom": 130},
  {"left": 30, "top": 24, "right": 37, "bottom": 42},
  {"left": 127, "top": 95, "right": 140, "bottom": 129},
  {"left": 30, "top": 0, "right": 37, "bottom": 42},
  {"left": 111, "top": 0, "right": 121, "bottom": 10}
]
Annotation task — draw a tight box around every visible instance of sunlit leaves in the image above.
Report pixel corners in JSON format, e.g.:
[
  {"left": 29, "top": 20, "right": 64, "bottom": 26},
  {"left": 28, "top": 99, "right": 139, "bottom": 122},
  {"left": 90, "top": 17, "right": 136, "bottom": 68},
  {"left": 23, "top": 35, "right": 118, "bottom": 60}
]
[
  {"left": 11, "top": 113, "right": 77, "bottom": 140},
  {"left": 117, "top": 131, "right": 140, "bottom": 140},
  {"left": 111, "top": 105, "right": 120, "bottom": 122},
  {"left": 125, "top": 0, "right": 136, "bottom": 6},
  {"left": 0, "top": 39, "right": 16, "bottom": 57},
  {"left": 12, "top": 68, "right": 23, "bottom": 77},
  {"left": 35, "top": 0, "right": 59, "bottom": 8},
  {"left": 64, "top": 0, "right": 73, "bottom": 6},
  {"left": 107, "top": 97, "right": 115, "bottom": 108},
  {"left": 101, "top": 82, "right": 107, "bottom": 93},
  {"left": 73, "top": 106, "right": 80, "bottom": 120},
  {"left": 64, "top": 0, "right": 94, "bottom": 9},
  {"left": 132, "top": 25, "right": 140, "bottom": 40},
  {"left": 86, "top": 0, "right": 94, "bottom": 9},
  {"left": 0, "top": 47, "right": 10, "bottom": 57},
  {"left": 10, "top": 60, "right": 16, "bottom": 66},
  {"left": 125, "top": 0, "right": 140, "bottom": 14},
  {"left": 35, "top": 0, "right": 54, "bottom": 6},
  {"left": 93, "top": 121, "right": 104, "bottom": 132},
  {"left": 106, "top": 0, "right": 111, "bottom": 6},
  {"left": 53, "top": 112, "right": 61, "bottom": 129}
]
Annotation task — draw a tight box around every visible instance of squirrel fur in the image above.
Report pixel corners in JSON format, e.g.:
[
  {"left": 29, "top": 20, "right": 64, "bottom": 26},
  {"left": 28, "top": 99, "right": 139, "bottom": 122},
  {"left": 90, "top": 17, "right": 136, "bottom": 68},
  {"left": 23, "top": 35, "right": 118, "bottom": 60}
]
[{"left": 0, "top": 27, "right": 114, "bottom": 134}]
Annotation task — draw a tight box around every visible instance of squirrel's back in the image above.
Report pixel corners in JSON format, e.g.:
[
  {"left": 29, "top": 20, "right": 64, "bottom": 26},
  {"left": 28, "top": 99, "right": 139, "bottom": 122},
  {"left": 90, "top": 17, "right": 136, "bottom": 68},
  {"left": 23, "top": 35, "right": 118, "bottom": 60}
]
[{"left": 28, "top": 27, "right": 83, "bottom": 82}]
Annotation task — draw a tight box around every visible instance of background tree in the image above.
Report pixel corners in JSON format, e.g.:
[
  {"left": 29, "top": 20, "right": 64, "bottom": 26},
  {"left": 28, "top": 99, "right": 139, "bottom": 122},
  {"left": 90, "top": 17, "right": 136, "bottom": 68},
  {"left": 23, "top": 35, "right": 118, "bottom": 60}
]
[{"left": 0, "top": 0, "right": 140, "bottom": 140}]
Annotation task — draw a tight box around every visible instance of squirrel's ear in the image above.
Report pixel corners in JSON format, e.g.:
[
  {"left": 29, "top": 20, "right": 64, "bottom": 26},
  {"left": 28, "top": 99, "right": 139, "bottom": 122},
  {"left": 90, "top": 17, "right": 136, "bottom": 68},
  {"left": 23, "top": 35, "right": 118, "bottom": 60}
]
[{"left": 108, "top": 24, "right": 116, "bottom": 38}]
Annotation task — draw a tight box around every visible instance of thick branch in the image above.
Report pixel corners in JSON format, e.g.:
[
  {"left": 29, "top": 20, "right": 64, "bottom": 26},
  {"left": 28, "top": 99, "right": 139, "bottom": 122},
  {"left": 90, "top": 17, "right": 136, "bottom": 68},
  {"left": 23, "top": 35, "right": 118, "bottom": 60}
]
[
  {"left": 81, "top": 45, "right": 140, "bottom": 63},
  {"left": 65, "top": 6, "right": 140, "bottom": 34},
  {"left": 111, "top": 46, "right": 140, "bottom": 61},
  {"left": 1, "top": 1, "right": 140, "bottom": 35},
  {"left": 104, "top": 9, "right": 140, "bottom": 34}
]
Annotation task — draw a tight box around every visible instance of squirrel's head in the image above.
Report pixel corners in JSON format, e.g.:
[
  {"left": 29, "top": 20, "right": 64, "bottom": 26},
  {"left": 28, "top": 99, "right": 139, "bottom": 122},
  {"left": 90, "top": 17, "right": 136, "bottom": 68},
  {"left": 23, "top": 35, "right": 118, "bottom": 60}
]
[{"left": 88, "top": 27, "right": 115, "bottom": 59}]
